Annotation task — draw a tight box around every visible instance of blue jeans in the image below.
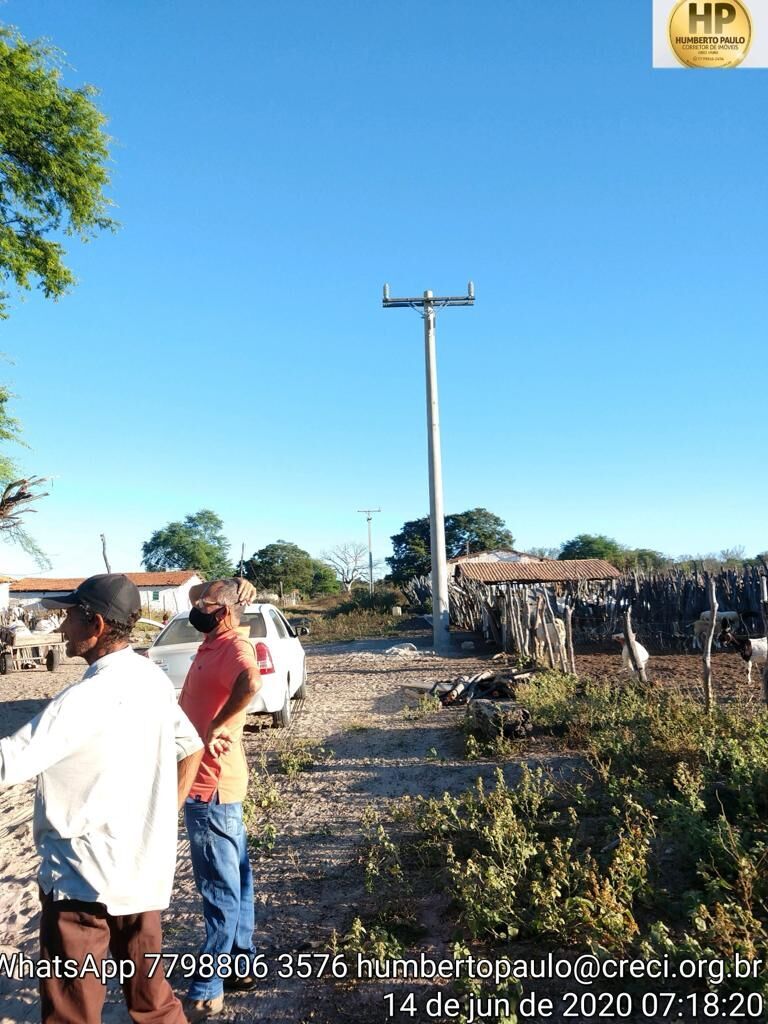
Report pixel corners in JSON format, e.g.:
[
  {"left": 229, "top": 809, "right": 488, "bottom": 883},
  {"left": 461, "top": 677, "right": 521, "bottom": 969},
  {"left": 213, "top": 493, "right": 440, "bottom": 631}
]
[{"left": 184, "top": 794, "right": 256, "bottom": 1000}]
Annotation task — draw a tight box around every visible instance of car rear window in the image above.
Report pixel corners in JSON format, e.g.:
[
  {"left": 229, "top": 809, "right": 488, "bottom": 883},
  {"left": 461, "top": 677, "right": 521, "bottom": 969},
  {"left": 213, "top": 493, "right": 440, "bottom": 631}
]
[{"left": 154, "top": 612, "right": 267, "bottom": 646}]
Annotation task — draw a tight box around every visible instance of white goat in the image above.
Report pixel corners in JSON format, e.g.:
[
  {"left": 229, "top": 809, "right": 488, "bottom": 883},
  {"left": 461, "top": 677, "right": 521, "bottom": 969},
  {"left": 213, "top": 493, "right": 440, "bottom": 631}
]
[
  {"left": 720, "top": 628, "right": 768, "bottom": 686},
  {"left": 612, "top": 634, "right": 650, "bottom": 679},
  {"left": 535, "top": 619, "right": 566, "bottom": 662}
]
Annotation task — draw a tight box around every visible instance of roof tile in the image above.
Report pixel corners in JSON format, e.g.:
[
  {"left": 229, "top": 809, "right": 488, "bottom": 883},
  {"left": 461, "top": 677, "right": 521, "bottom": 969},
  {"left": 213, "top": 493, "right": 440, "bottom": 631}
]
[
  {"left": 457, "top": 559, "right": 621, "bottom": 583},
  {"left": 10, "top": 571, "right": 199, "bottom": 592}
]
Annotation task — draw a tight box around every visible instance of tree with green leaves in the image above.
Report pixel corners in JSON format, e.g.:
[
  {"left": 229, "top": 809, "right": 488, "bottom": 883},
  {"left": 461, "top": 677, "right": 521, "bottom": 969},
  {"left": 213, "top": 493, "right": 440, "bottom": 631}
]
[
  {"left": 142, "top": 510, "right": 234, "bottom": 580},
  {"left": 244, "top": 540, "right": 339, "bottom": 597},
  {"left": 558, "top": 534, "right": 625, "bottom": 564},
  {"left": 558, "top": 534, "right": 669, "bottom": 572},
  {"left": 386, "top": 508, "right": 515, "bottom": 583},
  {"left": 310, "top": 560, "right": 340, "bottom": 596},
  {"left": 0, "top": 26, "right": 115, "bottom": 317}
]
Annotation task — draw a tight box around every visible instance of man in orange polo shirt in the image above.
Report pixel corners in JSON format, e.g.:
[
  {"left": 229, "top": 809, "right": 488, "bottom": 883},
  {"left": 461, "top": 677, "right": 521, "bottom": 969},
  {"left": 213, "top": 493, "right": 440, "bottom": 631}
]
[{"left": 178, "top": 577, "right": 261, "bottom": 1022}]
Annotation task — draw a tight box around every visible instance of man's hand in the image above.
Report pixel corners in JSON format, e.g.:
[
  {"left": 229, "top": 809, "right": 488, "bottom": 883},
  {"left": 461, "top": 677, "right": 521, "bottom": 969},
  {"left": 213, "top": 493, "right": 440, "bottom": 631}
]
[
  {"left": 206, "top": 725, "right": 233, "bottom": 759},
  {"left": 235, "top": 577, "right": 257, "bottom": 605}
]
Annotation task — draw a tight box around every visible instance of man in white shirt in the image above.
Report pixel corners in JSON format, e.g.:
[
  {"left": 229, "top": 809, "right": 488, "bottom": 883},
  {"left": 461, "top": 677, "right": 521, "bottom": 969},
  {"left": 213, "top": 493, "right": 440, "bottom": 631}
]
[{"left": 0, "top": 574, "right": 204, "bottom": 1024}]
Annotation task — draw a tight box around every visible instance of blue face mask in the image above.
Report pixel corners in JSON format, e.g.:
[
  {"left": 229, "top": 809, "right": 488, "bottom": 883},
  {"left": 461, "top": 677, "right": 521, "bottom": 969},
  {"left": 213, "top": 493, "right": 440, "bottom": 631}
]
[{"left": 189, "top": 605, "right": 225, "bottom": 633}]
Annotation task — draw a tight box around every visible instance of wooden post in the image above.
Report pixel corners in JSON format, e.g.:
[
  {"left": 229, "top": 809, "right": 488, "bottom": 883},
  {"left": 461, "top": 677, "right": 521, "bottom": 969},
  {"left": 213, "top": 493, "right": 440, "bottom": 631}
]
[
  {"left": 564, "top": 604, "right": 577, "bottom": 676},
  {"left": 542, "top": 591, "right": 568, "bottom": 672},
  {"left": 622, "top": 607, "right": 650, "bottom": 686},
  {"left": 482, "top": 600, "right": 503, "bottom": 648},
  {"left": 508, "top": 588, "right": 523, "bottom": 657},
  {"left": 537, "top": 596, "right": 556, "bottom": 669},
  {"left": 100, "top": 533, "right": 111, "bottom": 573},
  {"left": 702, "top": 577, "right": 718, "bottom": 713},
  {"left": 517, "top": 590, "right": 531, "bottom": 658}
]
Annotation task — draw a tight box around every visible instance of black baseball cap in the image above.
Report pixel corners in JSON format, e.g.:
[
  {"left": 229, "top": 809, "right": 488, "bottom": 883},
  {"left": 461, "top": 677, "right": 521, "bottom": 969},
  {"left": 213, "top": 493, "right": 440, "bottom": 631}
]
[{"left": 41, "top": 573, "right": 141, "bottom": 625}]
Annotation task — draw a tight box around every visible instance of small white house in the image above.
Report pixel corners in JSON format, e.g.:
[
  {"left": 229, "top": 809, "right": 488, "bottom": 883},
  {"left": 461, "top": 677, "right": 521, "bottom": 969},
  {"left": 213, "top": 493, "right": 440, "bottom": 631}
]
[
  {"left": 10, "top": 571, "right": 203, "bottom": 616},
  {"left": 447, "top": 548, "right": 546, "bottom": 579}
]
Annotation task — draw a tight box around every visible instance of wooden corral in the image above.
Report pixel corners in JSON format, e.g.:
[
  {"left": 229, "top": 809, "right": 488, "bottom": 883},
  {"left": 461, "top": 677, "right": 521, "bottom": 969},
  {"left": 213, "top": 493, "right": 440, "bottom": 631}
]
[{"left": 438, "top": 565, "right": 768, "bottom": 651}]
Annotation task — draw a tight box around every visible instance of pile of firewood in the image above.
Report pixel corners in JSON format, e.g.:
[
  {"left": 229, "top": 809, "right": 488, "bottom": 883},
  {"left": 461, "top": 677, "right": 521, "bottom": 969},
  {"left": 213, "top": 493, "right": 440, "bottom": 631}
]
[{"left": 427, "top": 666, "right": 536, "bottom": 740}]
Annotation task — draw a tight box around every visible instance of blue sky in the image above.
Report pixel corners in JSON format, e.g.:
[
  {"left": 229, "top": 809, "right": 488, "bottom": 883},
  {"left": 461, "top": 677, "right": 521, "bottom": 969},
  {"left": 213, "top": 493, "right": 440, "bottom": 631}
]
[{"left": 0, "top": 0, "right": 766, "bottom": 578}]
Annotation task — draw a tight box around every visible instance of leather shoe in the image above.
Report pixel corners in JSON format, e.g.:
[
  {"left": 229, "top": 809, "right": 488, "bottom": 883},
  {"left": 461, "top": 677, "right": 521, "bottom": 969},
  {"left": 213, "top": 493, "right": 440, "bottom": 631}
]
[
  {"left": 224, "top": 973, "right": 257, "bottom": 991},
  {"left": 183, "top": 995, "right": 224, "bottom": 1022}
]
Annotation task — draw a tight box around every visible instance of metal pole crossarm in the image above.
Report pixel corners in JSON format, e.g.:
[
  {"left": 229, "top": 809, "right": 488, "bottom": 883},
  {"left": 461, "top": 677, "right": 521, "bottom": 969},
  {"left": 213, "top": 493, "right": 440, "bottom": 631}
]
[
  {"left": 382, "top": 282, "right": 474, "bottom": 309},
  {"left": 382, "top": 296, "right": 475, "bottom": 308}
]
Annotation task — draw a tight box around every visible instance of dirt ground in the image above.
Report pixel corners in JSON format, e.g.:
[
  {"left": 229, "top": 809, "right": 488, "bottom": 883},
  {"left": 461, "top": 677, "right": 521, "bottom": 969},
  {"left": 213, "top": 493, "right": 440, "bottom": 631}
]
[{"left": 0, "top": 635, "right": 761, "bottom": 1023}]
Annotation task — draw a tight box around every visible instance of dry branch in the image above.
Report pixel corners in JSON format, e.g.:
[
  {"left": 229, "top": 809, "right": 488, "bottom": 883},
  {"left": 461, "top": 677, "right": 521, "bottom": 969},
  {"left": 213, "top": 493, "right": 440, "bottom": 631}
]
[{"left": 0, "top": 477, "right": 48, "bottom": 529}]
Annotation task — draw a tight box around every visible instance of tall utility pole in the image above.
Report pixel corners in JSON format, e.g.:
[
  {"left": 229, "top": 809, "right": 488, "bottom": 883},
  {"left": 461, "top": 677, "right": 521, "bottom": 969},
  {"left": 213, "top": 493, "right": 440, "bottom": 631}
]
[
  {"left": 382, "top": 282, "right": 475, "bottom": 654},
  {"left": 357, "top": 508, "right": 381, "bottom": 595}
]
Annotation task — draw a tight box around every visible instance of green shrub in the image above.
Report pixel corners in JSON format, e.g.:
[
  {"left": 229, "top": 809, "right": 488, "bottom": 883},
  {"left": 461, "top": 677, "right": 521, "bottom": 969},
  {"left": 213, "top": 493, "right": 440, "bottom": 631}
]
[
  {"left": 356, "top": 673, "right": 768, "bottom": 998},
  {"left": 332, "top": 587, "right": 405, "bottom": 615},
  {"left": 304, "top": 609, "right": 402, "bottom": 643}
]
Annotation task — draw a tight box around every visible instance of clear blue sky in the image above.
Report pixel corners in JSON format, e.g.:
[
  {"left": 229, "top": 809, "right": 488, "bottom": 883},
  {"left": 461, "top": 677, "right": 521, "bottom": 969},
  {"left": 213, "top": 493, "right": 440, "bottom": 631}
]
[{"left": 1, "top": 0, "right": 766, "bottom": 577}]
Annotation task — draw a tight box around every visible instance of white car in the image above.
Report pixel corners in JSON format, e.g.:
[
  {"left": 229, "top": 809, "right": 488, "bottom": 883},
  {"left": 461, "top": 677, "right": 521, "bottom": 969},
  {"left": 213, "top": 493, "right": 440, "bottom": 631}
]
[{"left": 145, "top": 603, "right": 307, "bottom": 727}]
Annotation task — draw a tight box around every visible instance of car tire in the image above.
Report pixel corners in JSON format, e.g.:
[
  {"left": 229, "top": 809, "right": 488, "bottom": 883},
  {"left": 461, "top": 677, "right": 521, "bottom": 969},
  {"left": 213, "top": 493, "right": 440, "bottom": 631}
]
[
  {"left": 0, "top": 652, "right": 7, "bottom": 675},
  {"left": 46, "top": 648, "right": 61, "bottom": 672},
  {"left": 272, "top": 686, "right": 291, "bottom": 728},
  {"left": 294, "top": 664, "right": 308, "bottom": 700}
]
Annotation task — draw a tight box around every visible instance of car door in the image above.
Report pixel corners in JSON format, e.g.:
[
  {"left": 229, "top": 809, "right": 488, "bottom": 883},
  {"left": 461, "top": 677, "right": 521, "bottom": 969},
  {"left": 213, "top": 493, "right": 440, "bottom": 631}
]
[
  {"left": 273, "top": 608, "right": 305, "bottom": 693},
  {"left": 266, "top": 607, "right": 303, "bottom": 695}
]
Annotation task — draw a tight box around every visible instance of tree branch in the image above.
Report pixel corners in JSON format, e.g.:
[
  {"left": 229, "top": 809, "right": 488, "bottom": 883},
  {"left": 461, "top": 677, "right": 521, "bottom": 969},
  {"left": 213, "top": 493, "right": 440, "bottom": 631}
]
[{"left": 0, "top": 476, "right": 48, "bottom": 529}]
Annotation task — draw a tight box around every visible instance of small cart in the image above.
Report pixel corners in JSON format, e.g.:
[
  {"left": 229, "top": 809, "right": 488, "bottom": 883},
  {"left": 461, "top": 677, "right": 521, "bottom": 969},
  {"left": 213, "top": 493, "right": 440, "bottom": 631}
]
[{"left": 0, "top": 628, "right": 67, "bottom": 674}]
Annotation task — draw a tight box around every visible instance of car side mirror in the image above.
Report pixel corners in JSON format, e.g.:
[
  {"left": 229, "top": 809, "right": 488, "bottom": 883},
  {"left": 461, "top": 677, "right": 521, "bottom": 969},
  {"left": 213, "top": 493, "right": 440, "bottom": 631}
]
[{"left": 298, "top": 626, "right": 310, "bottom": 636}]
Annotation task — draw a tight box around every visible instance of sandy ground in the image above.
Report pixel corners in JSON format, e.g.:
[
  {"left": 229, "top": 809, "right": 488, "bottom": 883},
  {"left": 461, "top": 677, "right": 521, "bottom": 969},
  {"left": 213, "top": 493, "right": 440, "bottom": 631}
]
[{"left": 0, "top": 637, "right": 761, "bottom": 1023}]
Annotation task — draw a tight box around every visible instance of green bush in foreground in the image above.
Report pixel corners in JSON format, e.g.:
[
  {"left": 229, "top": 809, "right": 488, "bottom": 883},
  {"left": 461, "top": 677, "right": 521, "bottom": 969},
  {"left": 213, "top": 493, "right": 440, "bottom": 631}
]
[{"left": 361, "top": 672, "right": 768, "bottom": 1005}]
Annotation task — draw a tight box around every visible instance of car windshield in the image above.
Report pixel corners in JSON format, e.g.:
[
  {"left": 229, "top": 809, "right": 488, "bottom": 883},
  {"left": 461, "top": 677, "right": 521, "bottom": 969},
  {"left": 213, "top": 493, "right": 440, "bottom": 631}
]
[{"left": 153, "top": 612, "right": 267, "bottom": 646}]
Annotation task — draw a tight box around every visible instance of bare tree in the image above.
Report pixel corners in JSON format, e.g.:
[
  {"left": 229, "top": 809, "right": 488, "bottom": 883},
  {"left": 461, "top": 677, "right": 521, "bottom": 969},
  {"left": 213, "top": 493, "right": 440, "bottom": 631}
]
[
  {"left": 0, "top": 477, "right": 47, "bottom": 529},
  {"left": 322, "top": 543, "right": 370, "bottom": 593}
]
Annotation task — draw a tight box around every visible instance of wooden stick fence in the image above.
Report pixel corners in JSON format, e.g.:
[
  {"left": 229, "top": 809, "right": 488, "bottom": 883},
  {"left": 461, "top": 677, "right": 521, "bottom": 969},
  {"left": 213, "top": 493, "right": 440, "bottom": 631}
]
[{"left": 407, "top": 565, "right": 768, "bottom": 657}]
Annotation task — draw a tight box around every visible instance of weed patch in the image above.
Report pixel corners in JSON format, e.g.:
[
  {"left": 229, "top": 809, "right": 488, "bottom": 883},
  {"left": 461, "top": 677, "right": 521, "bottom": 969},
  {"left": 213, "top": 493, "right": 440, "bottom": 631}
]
[
  {"left": 306, "top": 610, "right": 403, "bottom": 643},
  {"left": 243, "top": 754, "right": 282, "bottom": 852},
  {"left": 402, "top": 693, "right": 441, "bottom": 720},
  {"left": 278, "top": 741, "right": 334, "bottom": 777},
  {"left": 353, "top": 672, "right": 768, "bottom": 1015}
]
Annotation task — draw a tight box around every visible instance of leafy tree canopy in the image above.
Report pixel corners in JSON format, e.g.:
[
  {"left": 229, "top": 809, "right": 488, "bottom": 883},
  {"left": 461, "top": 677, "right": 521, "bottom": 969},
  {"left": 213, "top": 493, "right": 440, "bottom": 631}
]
[
  {"left": 244, "top": 540, "right": 339, "bottom": 597},
  {"left": 559, "top": 534, "right": 626, "bottom": 563},
  {"left": 310, "top": 560, "right": 340, "bottom": 596},
  {"left": 142, "top": 510, "right": 233, "bottom": 580},
  {"left": 0, "top": 26, "right": 115, "bottom": 317},
  {"left": 559, "top": 534, "right": 667, "bottom": 572},
  {"left": 387, "top": 508, "right": 515, "bottom": 583}
]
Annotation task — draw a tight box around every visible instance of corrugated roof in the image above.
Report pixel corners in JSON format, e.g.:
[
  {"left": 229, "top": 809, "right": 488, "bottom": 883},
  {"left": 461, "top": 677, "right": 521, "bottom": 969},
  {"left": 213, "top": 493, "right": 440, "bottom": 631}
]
[
  {"left": 457, "top": 559, "right": 621, "bottom": 583},
  {"left": 10, "top": 571, "right": 200, "bottom": 592}
]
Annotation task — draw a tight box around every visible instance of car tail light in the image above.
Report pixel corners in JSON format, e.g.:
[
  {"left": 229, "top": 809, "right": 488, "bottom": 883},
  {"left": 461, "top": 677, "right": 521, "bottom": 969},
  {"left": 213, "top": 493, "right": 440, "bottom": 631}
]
[{"left": 254, "top": 642, "right": 275, "bottom": 674}]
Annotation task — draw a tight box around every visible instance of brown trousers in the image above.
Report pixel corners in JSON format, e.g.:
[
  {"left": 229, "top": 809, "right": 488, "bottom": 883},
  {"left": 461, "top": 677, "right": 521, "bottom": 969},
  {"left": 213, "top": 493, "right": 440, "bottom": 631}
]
[{"left": 39, "top": 890, "right": 187, "bottom": 1024}]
